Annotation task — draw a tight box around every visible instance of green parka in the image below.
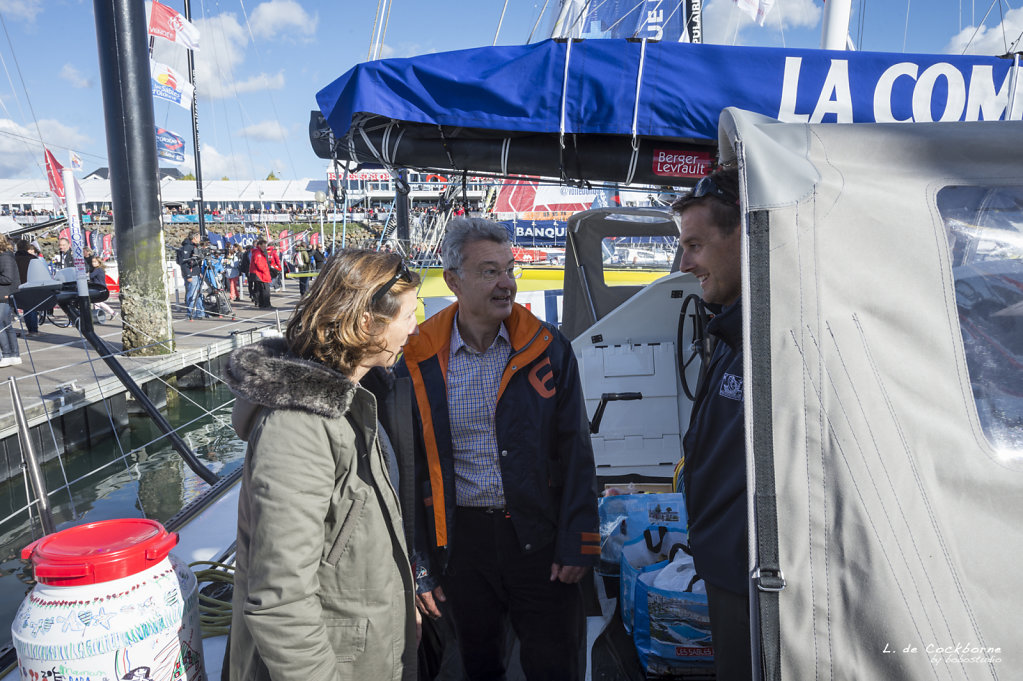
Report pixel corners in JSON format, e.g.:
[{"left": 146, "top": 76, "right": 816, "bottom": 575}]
[{"left": 225, "top": 337, "right": 416, "bottom": 681}]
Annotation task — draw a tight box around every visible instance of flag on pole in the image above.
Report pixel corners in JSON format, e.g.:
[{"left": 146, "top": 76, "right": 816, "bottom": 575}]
[
  {"left": 45, "top": 148, "right": 65, "bottom": 202},
  {"left": 148, "top": 1, "right": 201, "bottom": 51},
  {"left": 45, "top": 149, "right": 87, "bottom": 212},
  {"left": 151, "top": 59, "right": 195, "bottom": 109},
  {"left": 734, "top": 0, "right": 775, "bottom": 25},
  {"left": 155, "top": 127, "right": 186, "bottom": 164},
  {"left": 69, "top": 150, "right": 83, "bottom": 170}
]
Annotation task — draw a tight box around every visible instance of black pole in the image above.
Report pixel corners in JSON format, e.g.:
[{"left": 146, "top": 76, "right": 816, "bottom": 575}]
[
  {"left": 93, "top": 0, "right": 174, "bottom": 355},
  {"left": 73, "top": 300, "right": 219, "bottom": 485},
  {"left": 182, "top": 0, "right": 207, "bottom": 239}
]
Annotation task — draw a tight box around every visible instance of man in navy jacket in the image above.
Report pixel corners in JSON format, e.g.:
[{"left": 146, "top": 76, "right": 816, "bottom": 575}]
[
  {"left": 398, "top": 217, "right": 598, "bottom": 681},
  {"left": 673, "top": 167, "right": 751, "bottom": 681}
]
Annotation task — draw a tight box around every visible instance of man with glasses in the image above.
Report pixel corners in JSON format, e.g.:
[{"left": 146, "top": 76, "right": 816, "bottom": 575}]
[
  {"left": 398, "top": 217, "right": 599, "bottom": 681},
  {"left": 672, "top": 166, "right": 751, "bottom": 680}
]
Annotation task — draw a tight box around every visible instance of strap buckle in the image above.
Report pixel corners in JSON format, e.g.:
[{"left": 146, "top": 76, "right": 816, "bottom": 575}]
[{"left": 753, "top": 567, "right": 786, "bottom": 593}]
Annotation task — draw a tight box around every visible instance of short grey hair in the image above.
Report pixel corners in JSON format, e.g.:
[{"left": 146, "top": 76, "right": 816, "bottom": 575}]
[{"left": 441, "top": 217, "right": 510, "bottom": 271}]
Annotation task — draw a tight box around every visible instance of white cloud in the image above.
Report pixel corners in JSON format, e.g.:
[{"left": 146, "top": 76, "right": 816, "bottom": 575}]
[
  {"left": 944, "top": 8, "right": 1023, "bottom": 55},
  {"left": 249, "top": 0, "right": 317, "bottom": 41},
  {"left": 239, "top": 121, "right": 289, "bottom": 142},
  {"left": 231, "top": 71, "right": 286, "bottom": 95},
  {"left": 189, "top": 144, "right": 256, "bottom": 179},
  {"left": 378, "top": 43, "right": 437, "bottom": 60},
  {"left": 151, "top": 10, "right": 286, "bottom": 99},
  {"left": 703, "top": 0, "right": 821, "bottom": 45},
  {"left": 0, "top": 0, "right": 43, "bottom": 22},
  {"left": 0, "top": 118, "right": 91, "bottom": 178},
  {"left": 59, "top": 64, "right": 93, "bottom": 89}
]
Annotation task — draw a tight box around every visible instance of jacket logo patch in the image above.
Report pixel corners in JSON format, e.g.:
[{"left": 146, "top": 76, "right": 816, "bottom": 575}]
[
  {"left": 719, "top": 373, "right": 743, "bottom": 401},
  {"left": 528, "top": 358, "right": 556, "bottom": 399}
]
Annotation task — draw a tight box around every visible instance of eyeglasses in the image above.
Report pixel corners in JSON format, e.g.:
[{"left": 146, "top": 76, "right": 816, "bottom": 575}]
[
  {"left": 460, "top": 265, "right": 524, "bottom": 282},
  {"left": 691, "top": 175, "right": 740, "bottom": 205},
  {"left": 372, "top": 259, "right": 413, "bottom": 305}
]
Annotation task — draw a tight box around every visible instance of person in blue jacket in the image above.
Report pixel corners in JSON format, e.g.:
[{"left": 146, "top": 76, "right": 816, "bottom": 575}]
[
  {"left": 672, "top": 166, "right": 750, "bottom": 681},
  {"left": 397, "top": 217, "right": 599, "bottom": 681}
]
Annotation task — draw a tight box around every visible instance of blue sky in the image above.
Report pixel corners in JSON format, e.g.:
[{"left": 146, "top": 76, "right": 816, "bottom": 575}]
[{"left": 0, "top": 0, "right": 1020, "bottom": 182}]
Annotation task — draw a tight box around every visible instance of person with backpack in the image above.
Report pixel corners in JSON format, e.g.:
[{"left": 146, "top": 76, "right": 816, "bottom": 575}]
[
  {"left": 177, "top": 232, "right": 205, "bottom": 320},
  {"left": 239, "top": 245, "right": 253, "bottom": 302},
  {"left": 292, "top": 242, "right": 311, "bottom": 295},
  {"left": 227, "top": 243, "right": 243, "bottom": 302}
]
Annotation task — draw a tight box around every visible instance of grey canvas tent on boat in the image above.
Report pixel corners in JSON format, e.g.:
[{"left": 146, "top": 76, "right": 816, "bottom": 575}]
[{"left": 720, "top": 110, "right": 1023, "bottom": 678}]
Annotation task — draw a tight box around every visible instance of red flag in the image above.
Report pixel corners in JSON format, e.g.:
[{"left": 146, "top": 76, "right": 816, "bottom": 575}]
[
  {"left": 148, "top": 1, "right": 201, "bottom": 51},
  {"left": 45, "top": 148, "right": 65, "bottom": 201}
]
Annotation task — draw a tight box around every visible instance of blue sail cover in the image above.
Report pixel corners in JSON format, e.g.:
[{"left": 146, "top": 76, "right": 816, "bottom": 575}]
[{"left": 316, "top": 39, "right": 1021, "bottom": 145}]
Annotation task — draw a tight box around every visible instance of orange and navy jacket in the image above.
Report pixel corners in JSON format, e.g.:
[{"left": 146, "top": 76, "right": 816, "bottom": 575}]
[{"left": 396, "top": 302, "right": 599, "bottom": 590}]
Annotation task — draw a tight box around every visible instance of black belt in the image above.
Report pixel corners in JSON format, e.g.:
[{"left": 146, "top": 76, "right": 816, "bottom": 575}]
[{"left": 457, "top": 505, "right": 509, "bottom": 516}]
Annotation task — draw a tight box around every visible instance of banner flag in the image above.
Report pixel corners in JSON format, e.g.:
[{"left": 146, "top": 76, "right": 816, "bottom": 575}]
[
  {"left": 148, "top": 1, "right": 201, "bottom": 51},
  {"left": 151, "top": 59, "right": 194, "bottom": 109},
  {"left": 69, "top": 150, "right": 83, "bottom": 170},
  {"left": 155, "top": 126, "right": 186, "bottom": 164},
  {"left": 734, "top": 0, "right": 775, "bottom": 26}
]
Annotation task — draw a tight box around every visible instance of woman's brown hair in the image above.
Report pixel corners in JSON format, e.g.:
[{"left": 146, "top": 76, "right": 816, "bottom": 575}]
[{"left": 285, "top": 250, "right": 420, "bottom": 375}]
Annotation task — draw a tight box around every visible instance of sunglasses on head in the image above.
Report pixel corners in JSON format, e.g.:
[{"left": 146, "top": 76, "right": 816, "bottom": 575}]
[
  {"left": 372, "top": 259, "right": 413, "bottom": 305},
  {"left": 691, "top": 175, "right": 740, "bottom": 205}
]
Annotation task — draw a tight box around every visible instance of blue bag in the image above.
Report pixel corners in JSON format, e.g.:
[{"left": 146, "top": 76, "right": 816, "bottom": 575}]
[
  {"left": 619, "top": 524, "right": 689, "bottom": 634},
  {"left": 598, "top": 492, "right": 687, "bottom": 577},
  {"left": 633, "top": 547, "right": 714, "bottom": 673}
]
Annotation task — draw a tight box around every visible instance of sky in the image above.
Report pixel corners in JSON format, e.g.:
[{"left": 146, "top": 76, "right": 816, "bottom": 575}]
[{"left": 0, "top": 0, "right": 1021, "bottom": 183}]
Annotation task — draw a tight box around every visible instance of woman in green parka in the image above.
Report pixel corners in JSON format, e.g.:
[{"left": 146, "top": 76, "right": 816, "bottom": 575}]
[{"left": 225, "top": 250, "right": 421, "bottom": 681}]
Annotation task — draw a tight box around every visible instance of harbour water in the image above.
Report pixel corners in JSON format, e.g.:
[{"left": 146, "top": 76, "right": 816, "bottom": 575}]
[{"left": 0, "top": 380, "right": 245, "bottom": 655}]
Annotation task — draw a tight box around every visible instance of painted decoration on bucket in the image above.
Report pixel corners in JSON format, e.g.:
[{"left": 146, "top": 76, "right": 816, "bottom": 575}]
[
  {"left": 12, "top": 518, "right": 205, "bottom": 680},
  {"left": 12, "top": 555, "right": 205, "bottom": 680}
]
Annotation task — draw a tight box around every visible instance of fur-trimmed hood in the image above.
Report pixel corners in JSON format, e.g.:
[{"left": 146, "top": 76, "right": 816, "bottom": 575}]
[{"left": 225, "top": 336, "right": 358, "bottom": 441}]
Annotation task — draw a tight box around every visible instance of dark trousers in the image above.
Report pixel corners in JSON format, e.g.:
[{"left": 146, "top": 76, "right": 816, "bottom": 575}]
[
  {"left": 442, "top": 507, "right": 582, "bottom": 681},
  {"left": 706, "top": 581, "right": 753, "bottom": 681},
  {"left": 253, "top": 280, "right": 271, "bottom": 308}
]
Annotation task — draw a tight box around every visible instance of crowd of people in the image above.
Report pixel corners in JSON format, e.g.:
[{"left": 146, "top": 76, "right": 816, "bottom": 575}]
[
  {"left": 176, "top": 232, "right": 327, "bottom": 318},
  {"left": 0, "top": 235, "right": 118, "bottom": 367}
]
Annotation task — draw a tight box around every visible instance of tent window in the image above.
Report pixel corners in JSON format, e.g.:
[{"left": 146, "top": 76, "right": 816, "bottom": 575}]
[
  {"left": 601, "top": 237, "right": 675, "bottom": 285},
  {"left": 937, "top": 185, "right": 1023, "bottom": 457}
]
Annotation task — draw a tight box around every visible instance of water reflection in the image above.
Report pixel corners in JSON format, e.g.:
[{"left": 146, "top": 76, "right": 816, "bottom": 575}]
[{"left": 0, "top": 381, "right": 245, "bottom": 654}]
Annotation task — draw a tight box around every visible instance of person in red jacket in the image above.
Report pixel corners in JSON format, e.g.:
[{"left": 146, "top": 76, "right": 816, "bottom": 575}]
[
  {"left": 267, "top": 244, "right": 282, "bottom": 290},
  {"left": 249, "top": 239, "right": 272, "bottom": 308}
]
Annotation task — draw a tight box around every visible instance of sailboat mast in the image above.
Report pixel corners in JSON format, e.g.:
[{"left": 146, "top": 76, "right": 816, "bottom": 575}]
[
  {"left": 821, "top": 0, "right": 852, "bottom": 50},
  {"left": 182, "top": 0, "right": 207, "bottom": 238},
  {"left": 93, "top": 0, "right": 175, "bottom": 353}
]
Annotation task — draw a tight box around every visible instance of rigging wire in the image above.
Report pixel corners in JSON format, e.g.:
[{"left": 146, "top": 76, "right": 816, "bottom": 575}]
[
  {"left": 495, "top": 0, "right": 511, "bottom": 45},
  {"left": 856, "top": 0, "right": 867, "bottom": 51},
  {"left": 235, "top": 0, "right": 298, "bottom": 179},
  {"left": 369, "top": 0, "right": 384, "bottom": 61},
  {"left": 961, "top": 0, "right": 1000, "bottom": 53},
  {"left": 527, "top": 0, "right": 552, "bottom": 43},
  {"left": 0, "top": 11, "right": 51, "bottom": 180},
  {"left": 997, "top": 0, "right": 1008, "bottom": 53},
  {"left": 903, "top": 0, "right": 911, "bottom": 52}
]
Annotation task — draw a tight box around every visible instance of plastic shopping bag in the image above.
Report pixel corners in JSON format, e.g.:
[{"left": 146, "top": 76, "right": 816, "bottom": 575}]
[
  {"left": 633, "top": 546, "right": 714, "bottom": 674},
  {"left": 619, "top": 524, "right": 689, "bottom": 634},
  {"left": 598, "top": 492, "right": 687, "bottom": 576}
]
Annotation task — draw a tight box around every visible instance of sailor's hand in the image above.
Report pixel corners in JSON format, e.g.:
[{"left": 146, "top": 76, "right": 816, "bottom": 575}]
[
  {"left": 416, "top": 585, "right": 446, "bottom": 619},
  {"left": 415, "top": 604, "right": 423, "bottom": 644},
  {"left": 550, "top": 563, "right": 589, "bottom": 584}
]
